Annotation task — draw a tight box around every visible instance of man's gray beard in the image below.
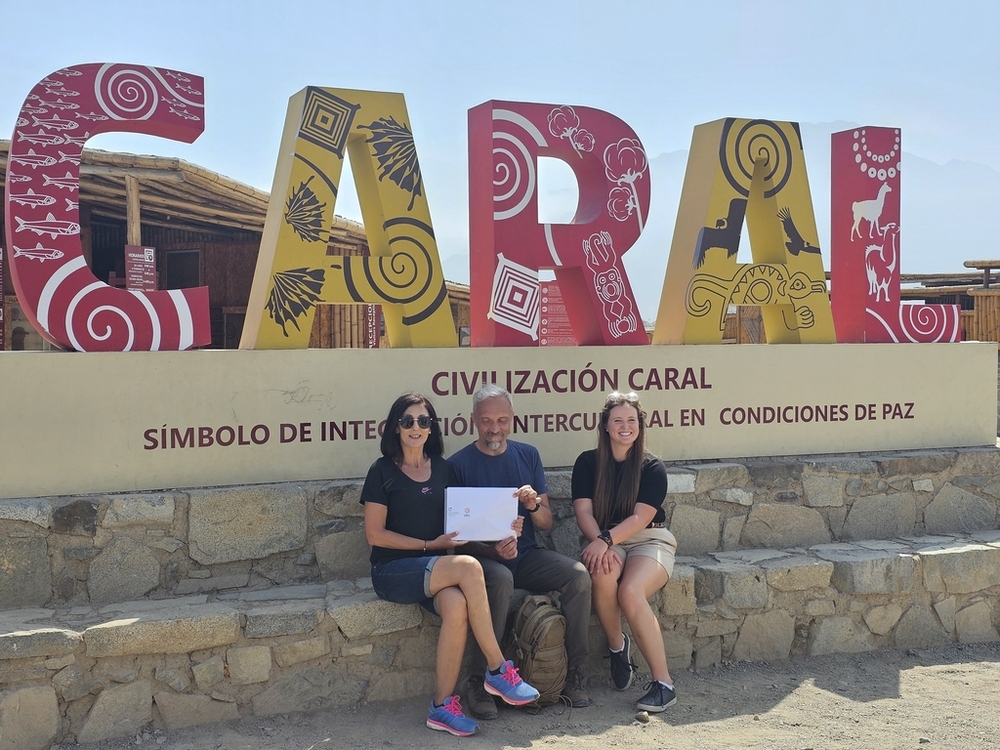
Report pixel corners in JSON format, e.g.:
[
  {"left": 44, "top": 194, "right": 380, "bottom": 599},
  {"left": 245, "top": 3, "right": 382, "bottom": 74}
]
[{"left": 485, "top": 438, "right": 504, "bottom": 450}]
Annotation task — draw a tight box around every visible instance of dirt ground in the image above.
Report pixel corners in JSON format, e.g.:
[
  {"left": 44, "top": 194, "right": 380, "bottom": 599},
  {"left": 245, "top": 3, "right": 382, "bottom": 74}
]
[{"left": 71, "top": 642, "right": 1000, "bottom": 750}]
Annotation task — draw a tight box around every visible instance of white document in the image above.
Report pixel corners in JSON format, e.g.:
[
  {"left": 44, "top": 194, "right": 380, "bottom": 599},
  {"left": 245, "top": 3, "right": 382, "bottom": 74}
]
[{"left": 445, "top": 487, "right": 519, "bottom": 542}]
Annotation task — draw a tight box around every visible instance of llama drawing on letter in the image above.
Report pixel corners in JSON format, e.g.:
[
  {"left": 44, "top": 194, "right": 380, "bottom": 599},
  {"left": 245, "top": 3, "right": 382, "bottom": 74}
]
[
  {"left": 865, "top": 224, "right": 899, "bottom": 303},
  {"left": 851, "top": 182, "right": 892, "bottom": 240}
]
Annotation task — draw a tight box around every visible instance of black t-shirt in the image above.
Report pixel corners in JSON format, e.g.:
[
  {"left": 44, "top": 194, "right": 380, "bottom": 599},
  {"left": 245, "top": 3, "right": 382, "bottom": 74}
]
[
  {"left": 359, "top": 455, "right": 456, "bottom": 566},
  {"left": 571, "top": 449, "right": 667, "bottom": 526}
]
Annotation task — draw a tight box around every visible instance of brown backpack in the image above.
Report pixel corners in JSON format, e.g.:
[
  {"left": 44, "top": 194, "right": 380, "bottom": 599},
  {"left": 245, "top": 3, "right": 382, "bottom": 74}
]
[{"left": 502, "top": 594, "right": 567, "bottom": 706}]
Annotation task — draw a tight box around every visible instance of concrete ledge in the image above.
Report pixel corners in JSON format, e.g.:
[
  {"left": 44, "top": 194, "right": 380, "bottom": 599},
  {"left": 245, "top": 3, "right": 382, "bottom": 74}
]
[
  {"left": 2, "top": 531, "right": 1000, "bottom": 744},
  {"left": 2, "top": 445, "right": 999, "bottom": 611}
]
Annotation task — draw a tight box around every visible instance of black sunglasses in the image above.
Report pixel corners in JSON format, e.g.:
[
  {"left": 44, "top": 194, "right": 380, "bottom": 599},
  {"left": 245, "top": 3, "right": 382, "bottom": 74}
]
[{"left": 399, "top": 414, "right": 434, "bottom": 429}]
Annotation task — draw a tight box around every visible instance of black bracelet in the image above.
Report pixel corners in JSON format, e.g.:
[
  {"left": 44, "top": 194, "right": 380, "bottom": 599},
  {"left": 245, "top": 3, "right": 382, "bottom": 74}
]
[
  {"left": 598, "top": 529, "right": 614, "bottom": 547},
  {"left": 526, "top": 503, "right": 540, "bottom": 513}
]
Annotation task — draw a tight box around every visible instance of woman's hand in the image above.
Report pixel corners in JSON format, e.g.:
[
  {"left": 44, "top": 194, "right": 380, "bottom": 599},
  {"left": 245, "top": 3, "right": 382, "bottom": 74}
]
[
  {"left": 511, "top": 516, "right": 524, "bottom": 537},
  {"left": 428, "top": 531, "right": 465, "bottom": 550},
  {"left": 582, "top": 538, "right": 620, "bottom": 576}
]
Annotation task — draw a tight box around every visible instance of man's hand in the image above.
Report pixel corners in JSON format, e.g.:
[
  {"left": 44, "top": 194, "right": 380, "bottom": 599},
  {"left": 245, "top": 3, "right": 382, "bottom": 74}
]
[
  {"left": 514, "top": 485, "right": 538, "bottom": 508},
  {"left": 494, "top": 534, "right": 518, "bottom": 560}
]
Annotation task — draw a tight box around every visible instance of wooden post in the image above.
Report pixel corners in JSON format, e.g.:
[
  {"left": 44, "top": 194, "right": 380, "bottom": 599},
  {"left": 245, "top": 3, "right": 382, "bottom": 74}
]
[{"left": 125, "top": 174, "right": 141, "bottom": 246}]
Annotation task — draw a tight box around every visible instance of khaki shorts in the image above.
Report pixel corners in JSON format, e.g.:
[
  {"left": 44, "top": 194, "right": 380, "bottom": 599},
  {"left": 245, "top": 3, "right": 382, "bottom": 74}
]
[{"left": 609, "top": 527, "right": 677, "bottom": 579}]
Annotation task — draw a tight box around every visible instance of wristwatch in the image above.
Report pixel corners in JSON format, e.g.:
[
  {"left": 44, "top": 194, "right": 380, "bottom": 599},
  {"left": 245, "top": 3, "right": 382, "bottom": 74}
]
[
  {"left": 526, "top": 502, "right": 541, "bottom": 513},
  {"left": 598, "top": 529, "right": 614, "bottom": 547}
]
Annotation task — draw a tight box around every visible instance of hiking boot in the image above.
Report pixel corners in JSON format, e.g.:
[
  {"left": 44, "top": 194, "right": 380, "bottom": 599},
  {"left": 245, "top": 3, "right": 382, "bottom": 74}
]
[
  {"left": 465, "top": 674, "right": 498, "bottom": 720},
  {"left": 426, "top": 695, "right": 479, "bottom": 736},
  {"left": 636, "top": 680, "right": 677, "bottom": 712},
  {"left": 608, "top": 633, "right": 636, "bottom": 691},
  {"left": 483, "top": 660, "right": 540, "bottom": 706},
  {"left": 562, "top": 667, "right": 590, "bottom": 707}
]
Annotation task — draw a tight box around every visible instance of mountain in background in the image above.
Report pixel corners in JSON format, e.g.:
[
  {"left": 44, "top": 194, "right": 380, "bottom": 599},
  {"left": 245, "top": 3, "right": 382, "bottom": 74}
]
[{"left": 444, "top": 121, "right": 1000, "bottom": 321}]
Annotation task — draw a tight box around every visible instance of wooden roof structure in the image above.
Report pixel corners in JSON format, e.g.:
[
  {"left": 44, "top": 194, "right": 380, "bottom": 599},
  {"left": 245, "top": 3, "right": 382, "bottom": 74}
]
[{"left": 0, "top": 139, "right": 368, "bottom": 254}]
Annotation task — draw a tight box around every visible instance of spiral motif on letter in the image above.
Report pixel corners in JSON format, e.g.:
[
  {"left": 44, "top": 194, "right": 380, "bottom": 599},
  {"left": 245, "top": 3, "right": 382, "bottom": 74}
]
[
  {"left": 493, "top": 130, "right": 536, "bottom": 221},
  {"left": 899, "top": 304, "right": 959, "bottom": 343},
  {"left": 94, "top": 64, "right": 160, "bottom": 121},
  {"left": 720, "top": 119, "right": 793, "bottom": 198}
]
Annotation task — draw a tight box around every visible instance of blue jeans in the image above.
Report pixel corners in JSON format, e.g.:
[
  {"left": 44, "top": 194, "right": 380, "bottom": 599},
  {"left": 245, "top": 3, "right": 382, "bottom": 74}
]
[{"left": 371, "top": 555, "right": 441, "bottom": 611}]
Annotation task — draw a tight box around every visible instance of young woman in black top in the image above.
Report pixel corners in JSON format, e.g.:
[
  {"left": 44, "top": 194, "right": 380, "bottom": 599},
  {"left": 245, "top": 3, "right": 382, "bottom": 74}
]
[
  {"left": 572, "top": 391, "right": 679, "bottom": 713},
  {"left": 361, "top": 392, "right": 538, "bottom": 736}
]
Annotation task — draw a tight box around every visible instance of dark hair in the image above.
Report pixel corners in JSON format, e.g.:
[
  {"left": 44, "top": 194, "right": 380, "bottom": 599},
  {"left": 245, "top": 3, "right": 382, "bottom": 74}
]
[
  {"left": 592, "top": 391, "right": 649, "bottom": 528},
  {"left": 379, "top": 392, "right": 444, "bottom": 463}
]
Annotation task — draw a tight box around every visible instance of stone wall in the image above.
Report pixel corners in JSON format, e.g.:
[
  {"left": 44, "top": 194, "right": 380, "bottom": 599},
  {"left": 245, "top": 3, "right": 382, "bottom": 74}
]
[
  {"left": 2, "top": 447, "right": 999, "bottom": 611},
  {"left": 3, "top": 531, "right": 1000, "bottom": 747}
]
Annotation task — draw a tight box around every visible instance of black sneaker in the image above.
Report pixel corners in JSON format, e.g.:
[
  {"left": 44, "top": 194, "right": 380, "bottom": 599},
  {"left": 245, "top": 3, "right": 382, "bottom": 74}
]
[
  {"left": 608, "top": 633, "right": 636, "bottom": 691},
  {"left": 562, "top": 667, "right": 590, "bottom": 707},
  {"left": 636, "top": 680, "right": 677, "bottom": 712}
]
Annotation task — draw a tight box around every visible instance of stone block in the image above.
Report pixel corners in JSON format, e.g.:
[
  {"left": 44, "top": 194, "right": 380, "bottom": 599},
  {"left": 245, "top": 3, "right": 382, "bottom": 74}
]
[
  {"left": 805, "top": 600, "right": 836, "bottom": 617},
  {"left": 952, "top": 448, "right": 1000, "bottom": 477},
  {"left": 732, "top": 610, "right": 794, "bottom": 662},
  {"left": 759, "top": 556, "right": 833, "bottom": 592},
  {"left": 245, "top": 601, "right": 325, "bottom": 638},
  {"left": 327, "top": 593, "right": 421, "bottom": 640},
  {"left": 192, "top": 655, "right": 225, "bottom": 690},
  {"left": 809, "top": 617, "right": 874, "bottom": 655},
  {"left": 0, "top": 627, "right": 80, "bottom": 660},
  {"left": 88, "top": 537, "right": 160, "bottom": 605},
  {"left": 695, "top": 639, "right": 721, "bottom": 670},
  {"left": 0, "top": 498, "right": 51, "bottom": 529},
  {"left": 864, "top": 603, "right": 903, "bottom": 636},
  {"left": 695, "top": 620, "right": 738, "bottom": 638},
  {"left": 397, "top": 627, "right": 439, "bottom": 669},
  {"left": 955, "top": 602, "right": 1000, "bottom": 644},
  {"left": 0, "top": 686, "right": 60, "bottom": 750},
  {"left": 667, "top": 472, "right": 696, "bottom": 494},
  {"left": 274, "top": 636, "right": 331, "bottom": 668},
  {"left": 913, "top": 479, "right": 934, "bottom": 493},
  {"left": 315, "top": 522, "right": 371, "bottom": 580},
  {"left": 693, "top": 463, "right": 750, "bottom": 494},
  {"left": 366, "top": 669, "right": 435, "bottom": 703},
  {"left": 187, "top": 484, "right": 307, "bottom": 565},
  {"left": 84, "top": 605, "right": 240, "bottom": 657},
  {"left": 341, "top": 643, "right": 374, "bottom": 657},
  {"left": 924, "top": 483, "right": 996, "bottom": 534},
  {"left": 803, "top": 476, "right": 844, "bottom": 507},
  {"left": 804, "top": 458, "right": 878, "bottom": 475},
  {"left": 742, "top": 505, "right": 831, "bottom": 548},
  {"left": 175, "top": 574, "right": 251, "bottom": 595},
  {"left": 102, "top": 494, "right": 175, "bottom": 528},
  {"left": 816, "top": 548, "right": 915, "bottom": 595},
  {"left": 52, "top": 497, "right": 101, "bottom": 535},
  {"left": 154, "top": 667, "right": 190, "bottom": 693},
  {"left": 44, "top": 653, "right": 75, "bottom": 670},
  {"left": 920, "top": 543, "right": 1000, "bottom": 594},
  {"left": 154, "top": 691, "right": 239, "bottom": 732},
  {"left": 894, "top": 604, "right": 951, "bottom": 649},
  {"left": 877, "top": 453, "right": 956, "bottom": 477},
  {"left": 77, "top": 680, "right": 153, "bottom": 744},
  {"left": 747, "top": 462, "right": 803, "bottom": 488},
  {"left": 709, "top": 488, "right": 754, "bottom": 506},
  {"left": 241, "top": 584, "right": 329, "bottom": 602},
  {"left": 251, "top": 668, "right": 367, "bottom": 715},
  {"left": 227, "top": 646, "right": 271, "bottom": 685},
  {"left": 663, "top": 630, "right": 693, "bottom": 670},
  {"left": 842, "top": 493, "right": 916, "bottom": 540},
  {"left": 695, "top": 564, "right": 767, "bottom": 609},
  {"left": 313, "top": 480, "right": 365, "bottom": 517},
  {"left": 934, "top": 596, "right": 957, "bottom": 634},
  {"left": 52, "top": 665, "right": 102, "bottom": 701},
  {"left": 670, "top": 506, "right": 720, "bottom": 555},
  {"left": 63, "top": 546, "right": 100, "bottom": 560},
  {"left": 151, "top": 537, "right": 185, "bottom": 553},
  {"left": 658, "top": 565, "right": 696, "bottom": 616},
  {"left": 722, "top": 516, "right": 745, "bottom": 550},
  {"left": 0, "top": 537, "right": 49, "bottom": 609}
]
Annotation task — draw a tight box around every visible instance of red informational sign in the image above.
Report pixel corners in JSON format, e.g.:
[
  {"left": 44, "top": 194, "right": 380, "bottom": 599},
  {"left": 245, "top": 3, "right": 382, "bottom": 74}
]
[
  {"left": 469, "top": 100, "right": 649, "bottom": 348},
  {"left": 125, "top": 245, "right": 157, "bottom": 292},
  {"left": 831, "top": 127, "right": 960, "bottom": 342},
  {"left": 4, "top": 63, "right": 211, "bottom": 351},
  {"left": 538, "top": 281, "right": 576, "bottom": 347}
]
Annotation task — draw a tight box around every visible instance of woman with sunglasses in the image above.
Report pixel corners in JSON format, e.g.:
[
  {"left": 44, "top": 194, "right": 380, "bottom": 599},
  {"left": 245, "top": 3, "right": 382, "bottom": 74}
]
[
  {"left": 361, "top": 392, "right": 538, "bottom": 737},
  {"left": 571, "top": 391, "right": 679, "bottom": 713}
]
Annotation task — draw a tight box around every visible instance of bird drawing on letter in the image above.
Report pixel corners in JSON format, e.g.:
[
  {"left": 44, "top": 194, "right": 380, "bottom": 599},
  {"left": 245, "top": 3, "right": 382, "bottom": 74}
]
[{"left": 777, "top": 207, "right": 821, "bottom": 256}]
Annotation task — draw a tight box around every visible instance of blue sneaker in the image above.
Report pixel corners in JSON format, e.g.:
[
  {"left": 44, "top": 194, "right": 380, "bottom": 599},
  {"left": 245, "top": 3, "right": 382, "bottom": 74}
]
[
  {"left": 483, "top": 660, "right": 540, "bottom": 706},
  {"left": 427, "top": 695, "right": 478, "bottom": 736}
]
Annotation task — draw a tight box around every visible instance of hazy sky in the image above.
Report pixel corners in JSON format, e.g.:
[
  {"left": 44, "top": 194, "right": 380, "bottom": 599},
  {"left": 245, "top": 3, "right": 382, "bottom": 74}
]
[{"left": 3, "top": 0, "right": 998, "bottom": 311}]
